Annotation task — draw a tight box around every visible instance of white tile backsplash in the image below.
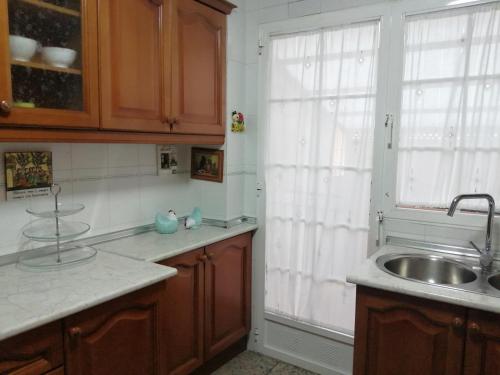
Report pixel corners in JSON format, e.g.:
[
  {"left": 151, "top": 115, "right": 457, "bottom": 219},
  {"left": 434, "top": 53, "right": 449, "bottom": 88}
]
[{"left": 0, "top": 143, "right": 208, "bottom": 257}]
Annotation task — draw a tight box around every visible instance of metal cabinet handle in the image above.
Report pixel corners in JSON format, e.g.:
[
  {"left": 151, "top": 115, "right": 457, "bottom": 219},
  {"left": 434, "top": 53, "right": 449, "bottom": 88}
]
[
  {"left": 0, "top": 100, "right": 11, "bottom": 114},
  {"left": 68, "top": 326, "right": 82, "bottom": 338},
  {"left": 452, "top": 317, "right": 464, "bottom": 329},
  {"left": 469, "top": 322, "right": 481, "bottom": 335},
  {"left": 198, "top": 254, "right": 208, "bottom": 262},
  {"left": 68, "top": 326, "right": 82, "bottom": 347},
  {"left": 207, "top": 252, "right": 215, "bottom": 260}
]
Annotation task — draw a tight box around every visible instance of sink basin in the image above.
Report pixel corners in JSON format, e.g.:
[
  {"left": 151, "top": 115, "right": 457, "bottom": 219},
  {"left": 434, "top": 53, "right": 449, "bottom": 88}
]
[
  {"left": 376, "top": 254, "right": 477, "bottom": 285},
  {"left": 488, "top": 274, "right": 500, "bottom": 290}
]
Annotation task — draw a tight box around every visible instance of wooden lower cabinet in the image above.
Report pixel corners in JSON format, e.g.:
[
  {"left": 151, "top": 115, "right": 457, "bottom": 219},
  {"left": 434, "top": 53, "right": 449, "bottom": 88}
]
[
  {"left": 0, "top": 232, "right": 253, "bottom": 375},
  {"left": 204, "top": 233, "right": 252, "bottom": 359},
  {"left": 161, "top": 249, "right": 205, "bottom": 375},
  {"left": 353, "top": 286, "right": 467, "bottom": 375},
  {"left": 0, "top": 322, "right": 63, "bottom": 375},
  {"left": 161, "top": 232, "right": 253, "bottom": 374},
  {"left": 463, "top": 309, "right": 500, "bottom": 375},
  {"left": 64, "top": 283, "right": 164, "bottom": 375}
]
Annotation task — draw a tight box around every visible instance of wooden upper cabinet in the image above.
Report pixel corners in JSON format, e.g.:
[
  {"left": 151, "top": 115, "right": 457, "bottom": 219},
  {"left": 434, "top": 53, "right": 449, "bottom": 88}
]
[
  {"left": 64, "top": 283, "right": 165, "bottom": 375},
  {"left": 463, "top": 309, "right": 500, "bottom": 375},
  {"left": 161, "top": 249, "right": 205, "bottom": 375},
  {"left": 353, "top": 286, "right": 466, "bottom": 375},
  {"left": 99, "top": 0, "right": 171, "bottom": 132},
  {"left": 0, "top": 0, "right": 99, "bottom": 128},
  {"left": 204, "top": 233, "right": 252, "bottom": 359},
  {"left": 171, "top": 0, "right": 226, "bottom": 135},
  {"left": 0, "top": 322, "right": 63, "bottom": 375}
]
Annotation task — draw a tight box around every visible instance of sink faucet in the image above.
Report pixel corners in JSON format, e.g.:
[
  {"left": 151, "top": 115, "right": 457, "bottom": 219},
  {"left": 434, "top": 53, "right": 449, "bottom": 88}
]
[{"left": 447, "top": 194, "right": 495, "bottom": 272}]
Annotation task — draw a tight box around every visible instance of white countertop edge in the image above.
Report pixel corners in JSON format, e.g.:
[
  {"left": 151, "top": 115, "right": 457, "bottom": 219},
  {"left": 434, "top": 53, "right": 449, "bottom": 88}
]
[
  {"left": 347, "top": 245, "right": 500, "bottom": 315},
  {"left": 0, "top": 266, "right": 177, "bottom": 341},
  {"left": 145, "top": 224, "right": 259, "bottom": 263}
]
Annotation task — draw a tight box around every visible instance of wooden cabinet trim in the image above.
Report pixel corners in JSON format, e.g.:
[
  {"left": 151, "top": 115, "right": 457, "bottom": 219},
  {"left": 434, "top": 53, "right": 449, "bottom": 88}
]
[
  {"left": 195, "top": 0, "right": 236, "bottom": 15},
  {"left": 0, "top": 127, "right": 224, "bottom": 144}
]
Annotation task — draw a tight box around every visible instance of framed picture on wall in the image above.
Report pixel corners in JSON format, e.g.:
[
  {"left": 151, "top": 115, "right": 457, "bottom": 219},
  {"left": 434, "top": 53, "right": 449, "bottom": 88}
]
[
  {"left": 190, "top": 148, "right": 223, "bottom": 183},
  {"left": 4, "top": 151, "right": 53, "bottom": 201}
]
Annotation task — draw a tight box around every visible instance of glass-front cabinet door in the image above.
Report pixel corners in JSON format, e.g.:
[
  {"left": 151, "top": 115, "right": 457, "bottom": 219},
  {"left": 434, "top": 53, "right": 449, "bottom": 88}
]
[{"left": 0, "top": 0, "right": 99, "bottom": 128}]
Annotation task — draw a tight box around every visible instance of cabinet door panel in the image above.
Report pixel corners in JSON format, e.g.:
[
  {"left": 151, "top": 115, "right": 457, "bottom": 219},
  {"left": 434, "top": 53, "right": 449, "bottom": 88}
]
[
  {"left": 0, "top": 322, "right": 63, "bottom": 375},
  {"left": 353, "top": 287, "right": 466, "bottom": 375},
  {"left": 464, "top": 309, "right": 500, "bottom": 375},
  {"left": 161, "top": 249, "right": 205, "bottom": 375},
  {"left": 64, "top": 283, "right": 164, "bottom": 375},
  {"left": 99, "top": 0, "right": 169, "bottom": 132},
  {"left": 205, "top": 233, "right": 252, "bottom": 359},
  {"left": 171, "top": 0, "right": 225, "bottom": 135},
  {"left": 0, "top": 0, "right": 99, "bottom": 128}
]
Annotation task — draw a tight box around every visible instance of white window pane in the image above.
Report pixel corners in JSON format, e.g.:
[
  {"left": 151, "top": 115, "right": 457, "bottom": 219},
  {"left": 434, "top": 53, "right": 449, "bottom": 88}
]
[
  {"left": 396, "top": 3, "right": 500, "bottom": 211},
  {"left": 265, "top": 20, "right": 379, "bottom": 333}
]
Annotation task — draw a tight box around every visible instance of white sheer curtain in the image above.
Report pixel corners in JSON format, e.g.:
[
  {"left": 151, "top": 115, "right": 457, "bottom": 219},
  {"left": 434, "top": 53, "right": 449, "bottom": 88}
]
[
  {"left": 397, "top": 3, "right": 500, "bottom": 212},
  {"left": 264, "top": 21, "right": 380, "bottom": 333}
]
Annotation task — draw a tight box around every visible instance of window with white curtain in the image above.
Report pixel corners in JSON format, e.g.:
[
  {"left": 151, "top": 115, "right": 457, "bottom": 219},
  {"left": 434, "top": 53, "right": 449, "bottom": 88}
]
[
  {"left": 396, "top": 3, "right": 500, "bottom": 212},
  {"left": 264, "top": 20, "right": 380, "bottom": 333}
]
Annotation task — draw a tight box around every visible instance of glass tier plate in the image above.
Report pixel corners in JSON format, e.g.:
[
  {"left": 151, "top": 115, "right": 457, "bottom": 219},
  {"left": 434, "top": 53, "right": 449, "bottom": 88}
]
[
  {"left": 26, "top": 203, "right": 85, "bottom": 218},
  {"left": 23, "top": 219, "right": 90, "bottom": 242},
  {"left": 17, "top": 245, "right": 97, "bottom": 271}
]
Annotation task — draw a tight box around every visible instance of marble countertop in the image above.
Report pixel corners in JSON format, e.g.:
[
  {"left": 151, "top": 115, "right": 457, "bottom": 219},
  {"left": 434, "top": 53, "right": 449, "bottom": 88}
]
[
  {"left": 347, "top": 245, "right": 500, "bottom": 314},
  {"left": 96, "top": 223, "right": 258, "bottom": 263},
  {"left": 0, "top": 251, "right": 176, "bottom": 341}
]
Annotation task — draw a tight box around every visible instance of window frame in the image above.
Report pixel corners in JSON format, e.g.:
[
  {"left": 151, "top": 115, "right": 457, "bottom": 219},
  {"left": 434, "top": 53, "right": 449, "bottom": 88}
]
[{"left": 380, "top": 0, "right": 500, "bottom": 232}]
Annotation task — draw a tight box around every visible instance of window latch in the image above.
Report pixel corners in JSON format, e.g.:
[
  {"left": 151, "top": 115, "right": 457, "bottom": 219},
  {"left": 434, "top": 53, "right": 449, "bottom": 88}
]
[{"left": 376, "top": 210, "right": 384, "bottom": 247}]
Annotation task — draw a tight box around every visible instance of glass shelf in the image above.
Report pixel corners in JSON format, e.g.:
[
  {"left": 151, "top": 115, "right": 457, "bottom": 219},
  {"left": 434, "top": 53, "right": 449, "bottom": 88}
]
[
  {"left": 27, "top": 203, "right": 85, "bottom": 218},
  {"left": 23, "top": 219, "right": 90, "bottom": 242},
  {"left": 11, "top": 59, "right": 82, "bottom": 75},
  {"left": 18, "top": 245, "right": 97, "bottom": 270}
]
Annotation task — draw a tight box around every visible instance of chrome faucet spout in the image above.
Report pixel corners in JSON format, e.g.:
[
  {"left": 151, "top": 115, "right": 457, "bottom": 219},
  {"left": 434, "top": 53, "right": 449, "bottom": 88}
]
[{"left": 447, "top": 194, "right": 495, "bottom": 272}]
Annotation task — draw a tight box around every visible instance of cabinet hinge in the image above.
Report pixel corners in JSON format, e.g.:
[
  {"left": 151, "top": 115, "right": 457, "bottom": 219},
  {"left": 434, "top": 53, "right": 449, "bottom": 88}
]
[
  {"left": 253, "top": 328, "right": 260, "bottom": 343},
  {"left": 258, "top": 38, "right": 264, "bottom": 56}
]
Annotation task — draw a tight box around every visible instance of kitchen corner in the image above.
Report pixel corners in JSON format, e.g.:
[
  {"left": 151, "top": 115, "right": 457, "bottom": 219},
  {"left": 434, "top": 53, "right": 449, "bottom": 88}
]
[{"left": 0, "top": 220, "right": 257, "bottom": 342}]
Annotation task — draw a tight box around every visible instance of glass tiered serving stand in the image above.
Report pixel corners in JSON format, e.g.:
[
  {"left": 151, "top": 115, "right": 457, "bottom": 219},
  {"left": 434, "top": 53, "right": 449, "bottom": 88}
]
[{"left": 18, "top": 184, "right": 97, "bottom": 269}]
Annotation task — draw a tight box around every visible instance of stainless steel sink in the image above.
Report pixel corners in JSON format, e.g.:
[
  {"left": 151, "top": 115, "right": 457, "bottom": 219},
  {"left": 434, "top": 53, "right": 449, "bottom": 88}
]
[
  {"left": 377, "top": 254, "right": 477, "bottom": 285},
  {"left": 488, "top": 274, "right": 500, "bottom": 290}
]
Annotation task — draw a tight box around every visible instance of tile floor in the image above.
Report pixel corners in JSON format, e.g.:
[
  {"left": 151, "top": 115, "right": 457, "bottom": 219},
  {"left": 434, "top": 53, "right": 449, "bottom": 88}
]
[{"left": 212, "top": 351, "right": 317, "bottom": 374}]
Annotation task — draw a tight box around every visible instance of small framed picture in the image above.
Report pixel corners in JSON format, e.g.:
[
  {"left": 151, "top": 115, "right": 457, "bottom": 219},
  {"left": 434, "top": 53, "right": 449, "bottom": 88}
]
[
  {"left": 4, "top": 151, "right": 53, "bottom": 201},
  {"left": 191, "top": 148, "right": 223, "bottom": 183},
  {"left": 157, "top": 145, "right": 178, "bottom": 176}
]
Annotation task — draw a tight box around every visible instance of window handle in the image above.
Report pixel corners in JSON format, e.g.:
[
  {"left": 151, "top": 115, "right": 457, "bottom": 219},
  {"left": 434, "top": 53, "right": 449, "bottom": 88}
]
[{"left": 385, "top": 114, "right": 394, "bottom": 149}]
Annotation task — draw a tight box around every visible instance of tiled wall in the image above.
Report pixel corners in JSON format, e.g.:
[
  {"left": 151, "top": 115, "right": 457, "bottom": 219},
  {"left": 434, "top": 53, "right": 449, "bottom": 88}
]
[{"left": 0, "top": 143, "right": 203, "bottom": 256}]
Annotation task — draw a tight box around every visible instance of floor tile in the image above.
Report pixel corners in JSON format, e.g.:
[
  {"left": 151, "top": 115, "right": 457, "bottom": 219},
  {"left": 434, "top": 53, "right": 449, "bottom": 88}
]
[
  {"left": 212, "top": 351, "right": 279, "bottom": 375},
  {"left": 269, "top": 362, "right": 317, "bottom": 375}
]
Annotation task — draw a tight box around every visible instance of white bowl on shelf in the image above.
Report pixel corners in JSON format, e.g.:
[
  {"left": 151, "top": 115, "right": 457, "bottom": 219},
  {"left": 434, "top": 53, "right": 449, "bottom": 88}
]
[
  {"left": 9, "top": 35, "right": 38, "bottom": 62},
  {"left": 41, "top": 47, "right": 77, "bottom": 68}
]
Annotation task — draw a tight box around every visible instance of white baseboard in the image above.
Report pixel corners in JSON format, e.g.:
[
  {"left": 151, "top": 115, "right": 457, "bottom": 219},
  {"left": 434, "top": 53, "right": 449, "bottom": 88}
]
[{"left": 257, "top": 318, "right": 353, "bottom": 375}]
